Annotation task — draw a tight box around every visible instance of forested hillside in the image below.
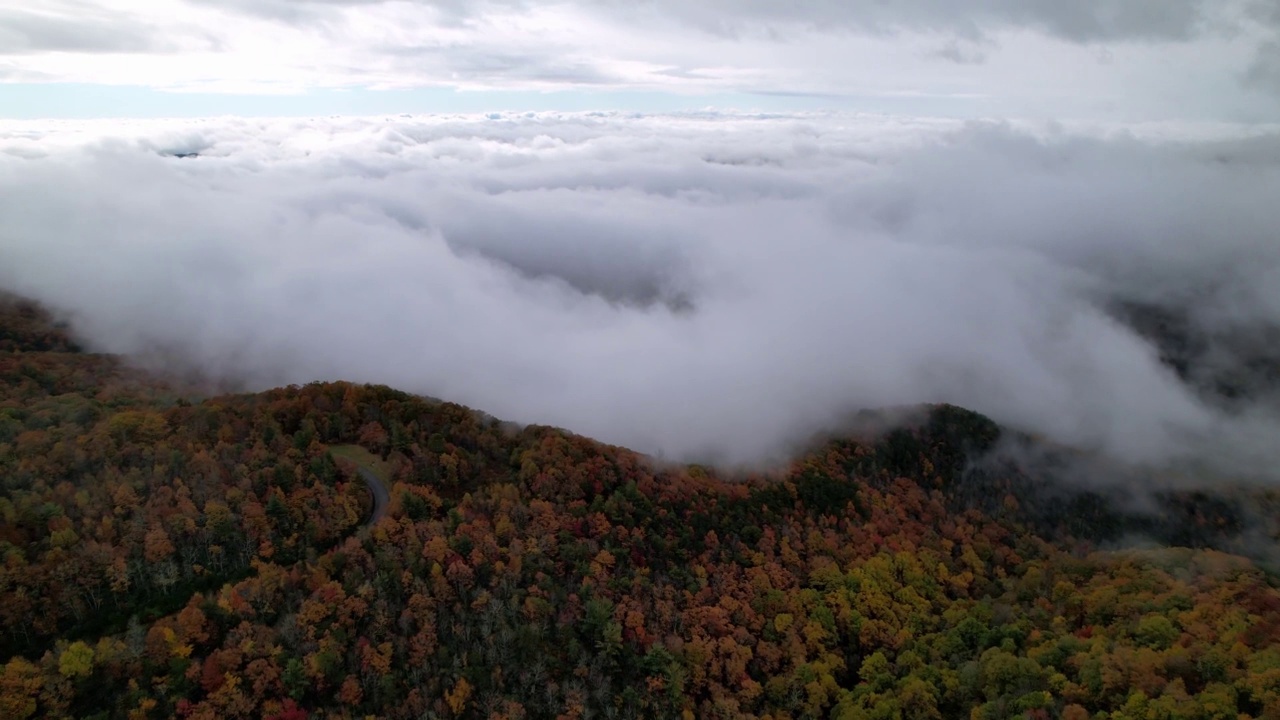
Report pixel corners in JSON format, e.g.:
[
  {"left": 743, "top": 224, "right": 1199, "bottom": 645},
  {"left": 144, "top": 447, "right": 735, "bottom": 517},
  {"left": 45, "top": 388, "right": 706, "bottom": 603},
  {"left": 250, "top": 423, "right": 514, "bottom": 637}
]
[{"left": 4, "top": 295, "right": 1280, "bottom": 720}]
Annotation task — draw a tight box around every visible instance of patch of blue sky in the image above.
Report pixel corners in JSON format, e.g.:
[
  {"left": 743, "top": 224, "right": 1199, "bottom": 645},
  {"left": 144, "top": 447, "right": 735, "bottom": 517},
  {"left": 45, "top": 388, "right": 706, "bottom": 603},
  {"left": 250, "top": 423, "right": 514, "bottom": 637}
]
[{"left": 1, "top": 83, "right": 979, "bottom": 119}]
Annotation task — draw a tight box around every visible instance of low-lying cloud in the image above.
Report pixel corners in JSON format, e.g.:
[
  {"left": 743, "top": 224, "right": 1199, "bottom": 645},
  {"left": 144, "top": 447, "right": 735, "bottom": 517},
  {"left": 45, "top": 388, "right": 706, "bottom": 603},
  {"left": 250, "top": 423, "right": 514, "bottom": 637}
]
[{"left": 2, "top": 113, "right": 1279, "bottom": 478}]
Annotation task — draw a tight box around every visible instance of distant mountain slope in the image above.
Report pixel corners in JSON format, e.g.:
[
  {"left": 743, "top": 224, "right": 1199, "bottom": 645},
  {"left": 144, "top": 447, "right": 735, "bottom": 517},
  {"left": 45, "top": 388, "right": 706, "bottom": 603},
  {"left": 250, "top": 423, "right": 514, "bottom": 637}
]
[
  {"left": 4, "top": 293, "right": 1280, "bottom": 720},
  {"left": 1114, "top": 299, "right": 1280, "bottom": 407},
  {"left": 0, "top": 292, "right": 82, "bottom": 354}
]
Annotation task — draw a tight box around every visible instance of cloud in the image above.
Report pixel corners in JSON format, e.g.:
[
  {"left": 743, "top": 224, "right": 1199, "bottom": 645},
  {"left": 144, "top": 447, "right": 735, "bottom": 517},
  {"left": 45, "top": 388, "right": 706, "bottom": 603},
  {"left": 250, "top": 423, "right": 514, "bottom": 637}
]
[
  {"left": 1247, "top": 41, "right": 1280, "bottom": 94},
  {"left": 2, "top": 0, "right": 1278, "bottom": 120},
  {"left": 933, "top": 39, "right": 990, "bottom": 65},
  {"left": 1, "top": 113, "right": 1279, "bottom": 481},
  {"left": 189, "top": 0, "right": 526, "bottom": 26},
  {"left": 195, "top": 0, "right": 1241, "bottom": 43},
  {"left": 606, "top": 0, "right": 1218, "bottom": 43},
  {"left": 0, "top": 7, "right": 173, "bottom": 54}
]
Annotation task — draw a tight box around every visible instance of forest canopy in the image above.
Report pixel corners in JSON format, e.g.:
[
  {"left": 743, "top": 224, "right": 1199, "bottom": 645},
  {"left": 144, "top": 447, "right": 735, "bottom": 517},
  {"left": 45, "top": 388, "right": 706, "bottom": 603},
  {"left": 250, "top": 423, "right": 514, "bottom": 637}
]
[{"left": 3, "top": 294, "right": 1280, "bottom": 720}]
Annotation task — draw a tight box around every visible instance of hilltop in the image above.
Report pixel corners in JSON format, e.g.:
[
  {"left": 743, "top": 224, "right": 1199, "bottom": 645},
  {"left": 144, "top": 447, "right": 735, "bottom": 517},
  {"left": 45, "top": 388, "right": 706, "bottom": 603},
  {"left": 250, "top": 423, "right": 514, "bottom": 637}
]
[{"left": 3, "top": 294, "right": 1280, "bottom": 719}]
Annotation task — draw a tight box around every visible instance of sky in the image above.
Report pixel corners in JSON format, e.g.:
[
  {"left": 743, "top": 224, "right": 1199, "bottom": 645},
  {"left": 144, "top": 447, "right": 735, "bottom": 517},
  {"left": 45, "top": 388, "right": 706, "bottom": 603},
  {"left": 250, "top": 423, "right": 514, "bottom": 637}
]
[
  {"left": 2, "top": 3, "right": 1280, "bottom": 482},
  {"left": 2, "top": 0, "right": 1280, "bottom": 121}
]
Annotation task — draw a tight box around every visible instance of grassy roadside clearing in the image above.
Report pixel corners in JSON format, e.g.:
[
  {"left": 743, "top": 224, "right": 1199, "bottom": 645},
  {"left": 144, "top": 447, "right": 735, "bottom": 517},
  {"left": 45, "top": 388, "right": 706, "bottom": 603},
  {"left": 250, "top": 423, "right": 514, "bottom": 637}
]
[{"left": 328, "top": 444, "right": 395, "bottom": 484}]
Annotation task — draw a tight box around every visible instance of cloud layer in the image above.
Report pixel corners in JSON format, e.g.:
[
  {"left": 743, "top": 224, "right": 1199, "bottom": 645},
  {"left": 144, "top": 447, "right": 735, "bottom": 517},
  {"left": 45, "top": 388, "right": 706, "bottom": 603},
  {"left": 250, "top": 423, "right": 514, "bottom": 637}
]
[
  {"left": 2, "top": 113, "right": 1279, "bottom": 478},
  {"left": 2, "top": 0, "right": 1279, "bottom": 120}
]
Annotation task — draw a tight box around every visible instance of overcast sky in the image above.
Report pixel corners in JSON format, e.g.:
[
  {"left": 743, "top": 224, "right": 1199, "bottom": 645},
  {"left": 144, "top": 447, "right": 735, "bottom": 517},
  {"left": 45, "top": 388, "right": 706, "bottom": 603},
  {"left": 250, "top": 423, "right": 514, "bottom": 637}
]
[{"left": 3, "top": 0, "right": 1280, "bottom": 120}]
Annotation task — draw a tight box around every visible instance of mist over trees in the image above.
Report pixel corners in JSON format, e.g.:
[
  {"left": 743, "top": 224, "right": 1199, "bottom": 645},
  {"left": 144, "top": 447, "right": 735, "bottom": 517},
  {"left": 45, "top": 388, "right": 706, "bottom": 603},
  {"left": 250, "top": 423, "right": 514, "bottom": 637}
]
[{"left": 3, "top": 114, "right": 1280, "bottom": 480}]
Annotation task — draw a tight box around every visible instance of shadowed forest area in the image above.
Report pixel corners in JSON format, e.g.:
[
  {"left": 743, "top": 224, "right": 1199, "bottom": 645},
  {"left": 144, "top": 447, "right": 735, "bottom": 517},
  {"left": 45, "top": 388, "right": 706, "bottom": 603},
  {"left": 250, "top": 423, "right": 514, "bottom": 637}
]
[{"left": 4, "top": 295, "right": 1280, "bottom": 719}]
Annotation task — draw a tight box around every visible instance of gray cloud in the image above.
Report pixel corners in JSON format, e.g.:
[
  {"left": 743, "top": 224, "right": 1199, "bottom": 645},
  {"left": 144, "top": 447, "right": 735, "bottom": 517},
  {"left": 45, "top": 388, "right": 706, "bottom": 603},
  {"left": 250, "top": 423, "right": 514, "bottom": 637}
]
[
  {"left": 1247, "top": 41, "right": 1280, "bottom": 94},
  {"left": 192, "top": 0, "right": 1266, "bottom": 43},
  {"left": 383, "top": 45, "right": 620, "bottom": 86},
  {"left": 1, "top": 113, "right": 1279, "bottom": 481},
  {"left": 186, "top": 0, "right": 371, "bottom": 22},
  {"left": 0, "top": 8, "right": 173, "bottom": 54},
  {"left": 934, "top": 39, "right": 990, "bottom": 65},
  {"left": 613, "top": 0, "right": 1280, "bottom": 105},
  {"left": 613, "top": 0, "right": 1216, "bottom": 42},
  {"left": 185, "top": 0, "right": 527, "bottom": 26}
]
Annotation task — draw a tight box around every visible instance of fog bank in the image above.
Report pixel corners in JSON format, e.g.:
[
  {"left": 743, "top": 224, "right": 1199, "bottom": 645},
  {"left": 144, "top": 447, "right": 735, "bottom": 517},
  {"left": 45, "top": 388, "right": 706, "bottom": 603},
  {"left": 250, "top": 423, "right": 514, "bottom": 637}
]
[{"left": 2, "top": 113, "right": 1278, "bottom": 476}]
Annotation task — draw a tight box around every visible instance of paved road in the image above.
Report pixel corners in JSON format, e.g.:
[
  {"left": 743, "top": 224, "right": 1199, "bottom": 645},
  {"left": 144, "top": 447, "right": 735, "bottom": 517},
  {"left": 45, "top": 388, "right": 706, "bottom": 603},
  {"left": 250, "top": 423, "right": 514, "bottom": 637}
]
[{"left": 357, "top": 466, "right": 390, "bottom": 526}]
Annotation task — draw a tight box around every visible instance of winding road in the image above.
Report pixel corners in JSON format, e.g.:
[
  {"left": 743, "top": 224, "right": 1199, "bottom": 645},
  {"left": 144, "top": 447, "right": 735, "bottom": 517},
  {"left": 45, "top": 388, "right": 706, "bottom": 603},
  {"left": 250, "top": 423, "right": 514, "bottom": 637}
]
[{"left": 357, "top": 466, "right": 390, "bottom": 526}]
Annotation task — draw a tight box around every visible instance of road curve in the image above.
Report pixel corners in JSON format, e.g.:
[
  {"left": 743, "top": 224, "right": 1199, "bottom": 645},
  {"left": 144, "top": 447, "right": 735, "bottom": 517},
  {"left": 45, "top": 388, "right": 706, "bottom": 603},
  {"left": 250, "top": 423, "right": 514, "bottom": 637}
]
[{"left": 358, "top": 466, "right": 390, "bottom": 526}]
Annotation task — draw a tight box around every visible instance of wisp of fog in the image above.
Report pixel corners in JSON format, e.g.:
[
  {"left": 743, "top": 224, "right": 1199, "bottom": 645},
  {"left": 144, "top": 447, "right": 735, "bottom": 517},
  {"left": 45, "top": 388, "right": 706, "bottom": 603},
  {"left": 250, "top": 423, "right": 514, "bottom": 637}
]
[{"left": 2, "top": 113, "right": 1279, "bottom": 478}]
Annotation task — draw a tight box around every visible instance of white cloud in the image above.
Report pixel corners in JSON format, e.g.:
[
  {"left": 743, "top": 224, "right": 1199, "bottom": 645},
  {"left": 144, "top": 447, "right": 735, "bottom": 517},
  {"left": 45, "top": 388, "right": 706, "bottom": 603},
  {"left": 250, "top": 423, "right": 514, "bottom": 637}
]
[{"left": 2, "top": 112, "right": 1279, "bottom": 481}]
